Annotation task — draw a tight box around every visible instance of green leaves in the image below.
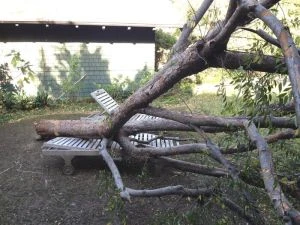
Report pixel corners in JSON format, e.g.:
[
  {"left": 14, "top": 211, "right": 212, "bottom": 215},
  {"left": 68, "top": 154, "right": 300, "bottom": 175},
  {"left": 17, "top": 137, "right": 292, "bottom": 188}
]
[
  {"left": 219, "top": 68, "right": 292, "bottom": 120},
  {"left": 155, "top": 29, "right": 177, "bottom": 50},
  {"left": 0, "top": 51, "right": 35, "bottom": 112}
]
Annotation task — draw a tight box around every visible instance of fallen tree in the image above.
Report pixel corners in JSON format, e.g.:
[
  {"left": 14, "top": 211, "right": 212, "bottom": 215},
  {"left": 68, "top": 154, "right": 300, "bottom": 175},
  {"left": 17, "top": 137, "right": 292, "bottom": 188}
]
[{"left": 36, "top": 0, "right": 300, "bottom": 224}]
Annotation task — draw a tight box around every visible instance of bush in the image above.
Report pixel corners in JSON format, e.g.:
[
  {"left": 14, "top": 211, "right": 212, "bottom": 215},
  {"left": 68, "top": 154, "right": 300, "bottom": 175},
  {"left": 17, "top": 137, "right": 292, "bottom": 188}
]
[
  {"left": 0, "top": 63, "right": 18, "bottom": 112},
  {"left": 0, "top": 51, "right": 51, "bottom": 112},
  {"left": 34, "top": 90, "right": 49, "bottom": 108},
  {"left": 96, "top": 65, "right": 154, "bottom": 101}
]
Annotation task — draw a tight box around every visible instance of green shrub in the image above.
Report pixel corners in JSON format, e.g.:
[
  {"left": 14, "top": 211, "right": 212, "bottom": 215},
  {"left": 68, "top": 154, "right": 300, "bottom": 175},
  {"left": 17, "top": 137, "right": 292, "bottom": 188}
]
[
  {"left": 34, "top": 90, "right": 49, "bottom": 108},
  {"left": 96, "top": 65, "right": 154, "bottom": 101},
  {"left": 0, "top": 51, "right": 36, "bottom": 112}
]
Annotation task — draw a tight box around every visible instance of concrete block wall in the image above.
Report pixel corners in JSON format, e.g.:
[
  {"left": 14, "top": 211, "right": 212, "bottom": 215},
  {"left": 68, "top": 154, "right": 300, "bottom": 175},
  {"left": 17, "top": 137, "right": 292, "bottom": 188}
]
[{"left": 0, "top": 42, "right": 155, "bottom": 98}]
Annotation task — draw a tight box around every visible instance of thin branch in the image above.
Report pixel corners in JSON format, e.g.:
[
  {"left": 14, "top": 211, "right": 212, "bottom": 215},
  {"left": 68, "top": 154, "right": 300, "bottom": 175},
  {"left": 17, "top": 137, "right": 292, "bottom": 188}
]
[
  {"left": 240, "top": 27, "right": 281, "bottom": 48},
  {"left": 118, "top": 134, "right": 209, "bottom": 157},
  {"left": 265, "top": 129, "right": 296, "bottom": 143},
  {"left": 129, "top": 136, "right": 196, "bottom": 145},
  {"left": 240, "top": 26, "right": 300, "bottom": 54},
  {"left": 158, "top": 156, "right": 229, "bottom": 177},
  {"left": 99, "top": 138, "right": 130, "bottom": 201},
  {"left": 191, "top": 124, "right": 239, "bottom": 179},
  {"left": 221, "top": 196, "right": 263, "bottom": 225},
  {"left": 259, "top": 0, "right": 280, "bottom": 9},
  {"left": 224, "top": 0, "right": 237, "bottom": 23},
  {"left": 126, "top": 185, "right": 214, "bottom": 198},
  {"left": 171, "top": 0, "right": 214, "bottom": 54},
  {"left": 211, "top": 3, "right": 248, "bottom": 49},
  {"left": 222, "top": 129, "right": 297, "bottom": 154}
]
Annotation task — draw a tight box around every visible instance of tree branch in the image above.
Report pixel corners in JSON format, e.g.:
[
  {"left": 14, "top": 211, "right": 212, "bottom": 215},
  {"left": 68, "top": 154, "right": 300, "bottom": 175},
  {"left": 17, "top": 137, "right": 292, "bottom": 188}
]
[
  {"left": 222, "top": 129, "right": 297, "bottom": 154},
  {"left": 126, "top": 185, "right": 214, "bottom": 198},
  {"left": 221, "top": 196, "right": 263, "bottom": 225},
  {"left": 224, "top": 0, "right": 237, "bottom": 23},
  {"left": 140, "top": 106, "right": 296, "bottom": 129},
  {"left": 158, "top": 156, "right": 229, "bottom": 177},
  {"left": 171, "top": 0, "right": 214, "bottom": 54},
  {"left": 191, "top": 124, "right": 239, "bottom": 179},
  {"left": 211, "top": 3, "right": 248, "bottom": 50},
  {"left": 253, "top": 3, "right": 300, "bottom": 131},
  {"left": 99, "top": 138, "right": 130, "bottom": 201},
  {"left": 241, "top": 27, "right": 281, "bottom": 48},
  {"left": 208, "top": 50, "right": 287, "bottom": 73},
  {"left": 244, "top": 121, "right": 300, "bottom": 224},
  {"left": 117, "top": 133, "right": 208, "bottom": 157}
]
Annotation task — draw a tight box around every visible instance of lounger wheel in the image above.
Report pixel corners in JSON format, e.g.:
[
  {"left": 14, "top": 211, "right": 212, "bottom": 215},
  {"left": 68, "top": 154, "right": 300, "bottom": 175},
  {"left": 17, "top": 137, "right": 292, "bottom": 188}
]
[{"left": 62, "top": 165, "right": 75, "bottom": 175}]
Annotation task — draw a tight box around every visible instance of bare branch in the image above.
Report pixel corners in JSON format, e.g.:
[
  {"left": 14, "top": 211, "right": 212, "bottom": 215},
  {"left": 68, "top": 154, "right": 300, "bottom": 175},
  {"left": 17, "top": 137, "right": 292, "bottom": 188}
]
[
  {"left": 104, "top": 43, "right": 207, "bottom": 138},
  {"left": 223, "top": 129, "right": 297, "bottom": 154},
  {"left": 240, "top": 27, "right": 300, "bottom": 54},
  {"left": 158, "top": 156, "right": 229, "bottom": 177},
  {"left": 240, "top": 27, "right": 281, "bottom": 48},
  {"left": 171, "top": 0, "right": 214, "bottom": 54},
  {"left": 259, "top": 0, "right": 280, "bottom": 9},
  {"left": 244, "top": 121, "right": 300, "bottom": 224},
  {"left": 99, "top": 138, "right": 130, "bottom": 201},
  {"left": 191, "top": 124, "right": 239, "bottom": 179},
  {"left": 211, "top": 3, "right": 248, "bottom": 50},
  {"left": 124, "top": 119, "right": 237, "bottom": 134},
  {"left": 126, "top": 185, "right": 214, "bottom": 198},
  {"left": 265, "top": 129, "right": 296, "bottom": 143},
  {"left": 224, "top": 0, "right": 237, "bottom": 23},
  {"left": 140, "top": 106, "right": 296, "bottom": 129},
  {"left": 129, "top": 136, "right": 196, "bottom": 145},
  {"left": 118, "top": 134, "right": 208, "bottom": 157},
  {"left": 221, "top": 196, "right": 263, "bottom": 225}
]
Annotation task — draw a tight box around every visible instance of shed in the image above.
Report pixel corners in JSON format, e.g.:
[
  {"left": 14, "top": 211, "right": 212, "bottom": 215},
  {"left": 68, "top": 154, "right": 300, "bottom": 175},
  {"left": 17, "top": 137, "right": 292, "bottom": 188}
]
[{"left": 0, "top": 0, "right": 184, "bottom": 97}]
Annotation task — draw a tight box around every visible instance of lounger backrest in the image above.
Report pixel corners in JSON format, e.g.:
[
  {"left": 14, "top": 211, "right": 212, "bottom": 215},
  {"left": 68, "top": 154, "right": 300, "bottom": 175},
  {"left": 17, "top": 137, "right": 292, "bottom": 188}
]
[
  {"left": 91, "top": 89, "right": 119, "bottom": 115},
  {"left": 91, "top": 89, "right": 159, "bottom": 121}
]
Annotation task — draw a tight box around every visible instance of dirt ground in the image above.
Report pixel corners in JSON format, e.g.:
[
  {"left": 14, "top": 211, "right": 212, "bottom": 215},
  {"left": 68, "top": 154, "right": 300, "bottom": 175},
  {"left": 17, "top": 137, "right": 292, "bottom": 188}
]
[{"left": 0, "top": 113, "right": 217, "bottom": 225}]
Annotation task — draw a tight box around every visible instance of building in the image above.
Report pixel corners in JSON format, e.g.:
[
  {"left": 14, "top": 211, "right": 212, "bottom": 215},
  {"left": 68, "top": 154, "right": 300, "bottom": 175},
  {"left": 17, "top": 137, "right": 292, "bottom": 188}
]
[{"left": 0, "top": 0, "right": 184, "bottom": 97}]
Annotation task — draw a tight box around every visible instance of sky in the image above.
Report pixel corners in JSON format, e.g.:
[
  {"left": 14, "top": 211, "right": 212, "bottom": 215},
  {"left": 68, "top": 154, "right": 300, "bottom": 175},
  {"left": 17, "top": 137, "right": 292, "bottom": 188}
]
[{"left": 1, "top": 0, "right": 187, "bottom": 27}]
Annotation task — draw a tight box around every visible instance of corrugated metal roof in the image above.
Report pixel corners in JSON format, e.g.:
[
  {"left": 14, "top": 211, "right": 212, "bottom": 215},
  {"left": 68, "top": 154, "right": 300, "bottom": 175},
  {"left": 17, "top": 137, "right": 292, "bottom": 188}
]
[{"left": 1, "top": 0, "right": 185, "bottom": 28}]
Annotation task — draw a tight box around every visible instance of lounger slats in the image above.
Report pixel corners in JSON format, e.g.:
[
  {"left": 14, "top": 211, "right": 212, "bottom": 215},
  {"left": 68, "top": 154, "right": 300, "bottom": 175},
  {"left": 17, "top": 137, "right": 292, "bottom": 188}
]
[
  {"left": 91, "top": 89, "right": 119, "bottom": 114},
  {"left": 91, "top": 89, "right": 158, "bottom": 120},
  {"left": 43, "top": 137, "right": 102, "bottom": 151}
]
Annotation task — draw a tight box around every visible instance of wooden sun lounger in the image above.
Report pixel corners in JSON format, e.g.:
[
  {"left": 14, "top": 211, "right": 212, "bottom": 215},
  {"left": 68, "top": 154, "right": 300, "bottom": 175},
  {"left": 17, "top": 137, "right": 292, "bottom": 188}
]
[
  {"left": 42, "top": 89, "right": 179, "bottom": 175},
  {"left": 42, "top": 133, "right": 179, "bottom": 175},
  {"left": 90, "top": 89, "right": 159, "bottom": 121}
]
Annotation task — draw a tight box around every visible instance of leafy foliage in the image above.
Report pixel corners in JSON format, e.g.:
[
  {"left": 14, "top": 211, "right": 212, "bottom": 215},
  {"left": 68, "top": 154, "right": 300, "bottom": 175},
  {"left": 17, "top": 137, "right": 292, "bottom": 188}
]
[
  {"left": 0, "top": 51, "right": 39, "bottom": 112},
  {"left": 218, "top": 68, "right": 292, "bottom": 117},
  {"left": 155, "top": 29, "right": 177, "bottom": 70},
  {"left": 96, "top": 65, "right": 154, "bottom": 101},
  {"left": 155, "top": 29, "right": 177, "bottom": 50}
]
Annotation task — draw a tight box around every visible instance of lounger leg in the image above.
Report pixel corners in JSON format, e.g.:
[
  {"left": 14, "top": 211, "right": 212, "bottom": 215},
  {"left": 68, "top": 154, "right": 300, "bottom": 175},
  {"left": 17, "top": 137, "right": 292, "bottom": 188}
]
[{"left": 61, "top": 156, "right": 75, "bottom": 175}]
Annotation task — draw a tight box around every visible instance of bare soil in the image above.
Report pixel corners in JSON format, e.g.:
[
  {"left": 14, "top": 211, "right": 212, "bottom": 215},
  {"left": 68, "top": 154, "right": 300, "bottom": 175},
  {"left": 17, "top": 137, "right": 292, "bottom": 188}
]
[{"left": 0, "top": 113, "right": 218, "bottom": 225}]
